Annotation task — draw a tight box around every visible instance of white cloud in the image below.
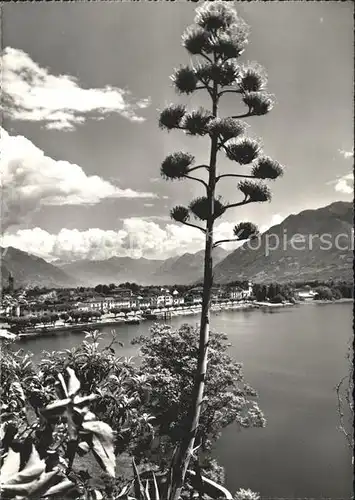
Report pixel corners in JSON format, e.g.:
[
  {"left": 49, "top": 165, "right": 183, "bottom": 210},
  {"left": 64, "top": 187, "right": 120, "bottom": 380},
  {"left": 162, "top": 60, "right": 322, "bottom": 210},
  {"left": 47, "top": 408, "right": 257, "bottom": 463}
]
[
  {"left": 1, "top": 220, "right": 206, "bottom": 262},
  {"left": 334, "top": 172, "right": 354, "bottom": 194},
  {"left": 259, "top": 214, "right": 285, "bottom": 234},
  {"left": 1, "top": 218, "right": 244, "bottom": 262},
  {"left": 338, "top": 149, "right": 354, "bottom": 160},
  {"left": 0, "top": 127, "right": 156, "bottom": 230},
  {"left": 1, "top": 47, "right": 150, "bottom": 130}
]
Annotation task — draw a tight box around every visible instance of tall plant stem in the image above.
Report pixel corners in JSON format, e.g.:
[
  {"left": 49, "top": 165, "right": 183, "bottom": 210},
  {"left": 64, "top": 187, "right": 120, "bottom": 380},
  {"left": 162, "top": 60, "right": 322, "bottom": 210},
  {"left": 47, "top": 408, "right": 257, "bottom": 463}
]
[{"left": 168, "top": 73, "right": 219, "bottom": 500}]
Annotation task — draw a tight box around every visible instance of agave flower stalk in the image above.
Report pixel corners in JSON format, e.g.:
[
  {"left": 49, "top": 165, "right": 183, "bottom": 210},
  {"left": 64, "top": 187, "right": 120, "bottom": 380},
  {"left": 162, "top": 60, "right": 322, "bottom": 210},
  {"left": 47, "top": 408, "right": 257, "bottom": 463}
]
[{"left": 158, "top": 3, "right": 284, "bottom": 498}]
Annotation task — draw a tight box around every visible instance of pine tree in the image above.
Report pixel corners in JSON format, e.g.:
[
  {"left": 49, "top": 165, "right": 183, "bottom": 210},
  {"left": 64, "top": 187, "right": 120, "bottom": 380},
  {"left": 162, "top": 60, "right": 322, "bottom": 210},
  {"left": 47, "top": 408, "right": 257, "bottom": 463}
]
[{"left": 159, "top": 3, "right": 283, "bottom": 498}]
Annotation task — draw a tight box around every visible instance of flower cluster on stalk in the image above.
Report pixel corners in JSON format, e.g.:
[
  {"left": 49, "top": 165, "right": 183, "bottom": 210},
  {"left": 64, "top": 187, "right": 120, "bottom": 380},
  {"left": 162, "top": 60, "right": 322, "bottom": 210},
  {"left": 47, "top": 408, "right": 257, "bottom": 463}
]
[{"left": 158, "top": 0, "right": 284, "bottom": 243}]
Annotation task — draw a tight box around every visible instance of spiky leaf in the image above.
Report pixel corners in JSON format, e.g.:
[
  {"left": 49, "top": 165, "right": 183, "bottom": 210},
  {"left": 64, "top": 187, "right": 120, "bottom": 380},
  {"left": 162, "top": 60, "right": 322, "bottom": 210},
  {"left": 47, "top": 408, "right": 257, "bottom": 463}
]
[
  {"left": 159, "top": 104, "right": 186, "bottom": 130},
  {"left": 82, "top": 420, "right": 115, "bottom": 477},
  {"left": 238, "top": 181, "right": 272, "bottom": 202},
  {"left": 189, "top": 197, "right": 226, "bottom": 221},
  {"left": 252, "top": 157, "right": 283, "bottom": 180},
  {"left": 66, "top": 367, "right": 81, "bottom": 397},
  {"left": 243, "top": 92, "right": 274, "bottom": 115},
  {"left": 171, "top": 66, "right": 198, "bottom": 95},
  {"left": 225, "top": 138, "right": 261, "bottom": 164},
  {"left": 208, "top": 117, "right": 247, "bottom": 141},
  {"left": 181, "top": 108, "right": 213, "bottom": 136},
  {"left": 170, "top": 206, "right": 190, "bottom": 223},
  {"left": 195, "top": 1, "right": 239, "bottom": 31},
  {"left": 0, "top": 443, "right": 74, "bottom": 498},
  {"left": 233, "top": 222, "right": 259, "bottom": 240},
  {"left": 161, "top": 152, "right": 194, "bottom": 180}
]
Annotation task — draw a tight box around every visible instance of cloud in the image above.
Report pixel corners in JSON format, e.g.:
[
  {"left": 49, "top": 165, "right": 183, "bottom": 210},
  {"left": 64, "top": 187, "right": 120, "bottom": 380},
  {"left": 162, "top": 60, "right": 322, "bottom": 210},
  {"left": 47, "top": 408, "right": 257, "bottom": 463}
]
[
  {"left": 338, "top": 149, "right": 354, "bottom": 160},
  {"left": 1, "top": 217, "right": 243, "bottom": 262},
  {"left": 334, "top": 172, "right": 354, "bottom": 194},
  {"left": 259, "top": 214, "right": 285, "bottom": 234},
  {"left": 1, "top": 47, "right": 150, "bottom": 130},
  {"left": 0, "top": 127, "right": 156, "bottom": 230},
  {"left": 1, "top": 220, "right": 206, "bottom": 262}
]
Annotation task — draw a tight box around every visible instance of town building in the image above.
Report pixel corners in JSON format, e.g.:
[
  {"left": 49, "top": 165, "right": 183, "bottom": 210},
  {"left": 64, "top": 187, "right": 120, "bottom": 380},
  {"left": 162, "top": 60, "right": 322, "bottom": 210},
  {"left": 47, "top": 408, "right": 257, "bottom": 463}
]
[
  {"left": 229, "top": 287, "right": 244, "bottom": 300},
  {"left": 242, "top": 281, "right": 253, "bottom": 299},
  {"left": 294, "top": 288, "right": 317, "bottom": 301},
  {"left": 172, "top": 290, "right": 184, "bottom": 306}
]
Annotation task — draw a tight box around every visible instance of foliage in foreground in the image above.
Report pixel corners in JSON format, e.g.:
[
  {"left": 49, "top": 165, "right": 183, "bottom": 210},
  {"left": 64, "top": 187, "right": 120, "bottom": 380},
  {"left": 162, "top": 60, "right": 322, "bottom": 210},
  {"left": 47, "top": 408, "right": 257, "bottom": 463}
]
[
  {"left": 133, "top": 324, "right": 265, "bottom": 467},
  {"left": 0, "top": 360, "right": 116, "bottom": 499},
  {"left": 0, "top": 329, "right": 262, "bottom": 499}
]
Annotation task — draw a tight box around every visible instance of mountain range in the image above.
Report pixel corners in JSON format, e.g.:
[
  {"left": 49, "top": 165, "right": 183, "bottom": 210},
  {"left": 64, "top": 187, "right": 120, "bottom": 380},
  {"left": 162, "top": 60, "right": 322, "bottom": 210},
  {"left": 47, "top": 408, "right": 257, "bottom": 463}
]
[
  {"left": 1, "top": 245, "right": 228, "bottom": 288},
  {"left": 1, "top": 201, "right": 353, "bottom": 288},
  {"left": 1, "top": 246, "right": 76, "bottom": 288},
  {"left": 56, "top": 247, "right": 229, "bottom": 286},
  {"left": 213, "top": 201, "right": 353, "bottom": 283}
]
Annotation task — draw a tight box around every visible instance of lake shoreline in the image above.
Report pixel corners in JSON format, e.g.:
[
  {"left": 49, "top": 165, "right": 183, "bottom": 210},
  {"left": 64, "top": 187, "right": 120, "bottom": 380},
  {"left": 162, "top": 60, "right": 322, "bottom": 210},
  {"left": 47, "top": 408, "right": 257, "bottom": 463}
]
[
  {"left": 9, "top": 298, "right": 352, "bottom": 341},
  {"left": 12, "top": 301, "right": 291, "bottom": 340}
]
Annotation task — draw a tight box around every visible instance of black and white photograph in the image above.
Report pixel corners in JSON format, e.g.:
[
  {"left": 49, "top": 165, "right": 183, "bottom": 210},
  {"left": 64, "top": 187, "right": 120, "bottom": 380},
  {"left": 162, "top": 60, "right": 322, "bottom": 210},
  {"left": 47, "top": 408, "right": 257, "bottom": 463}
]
[{"left": 0, "top": 1, "right": 353, "bottom": 499}]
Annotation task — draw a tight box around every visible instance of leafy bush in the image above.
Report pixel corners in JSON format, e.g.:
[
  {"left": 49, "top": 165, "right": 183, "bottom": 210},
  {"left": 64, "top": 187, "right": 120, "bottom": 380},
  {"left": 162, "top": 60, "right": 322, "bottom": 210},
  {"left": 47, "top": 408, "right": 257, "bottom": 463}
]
[
  {"left": 269, "top": 294, "right": 284, "bottom": 304},
  {"left": 132, "top": 324, "right": 266, "bottom": 467},
  {"left": 0, "top": 329, "right": 263, "bottom": 499},
  {"left": 0, "top": 362, "right": 117, "bottom": 499}
]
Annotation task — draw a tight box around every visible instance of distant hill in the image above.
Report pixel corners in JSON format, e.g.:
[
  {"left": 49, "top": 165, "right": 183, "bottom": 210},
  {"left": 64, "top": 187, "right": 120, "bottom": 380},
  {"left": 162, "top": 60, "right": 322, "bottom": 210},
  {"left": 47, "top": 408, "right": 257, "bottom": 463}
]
[
  {"left": 58, "top": 247, "right": 229, "bottom": 286},
  {"left": 1, "top": 246, "right": 76, "bottom": 288},
  {"left": 3, "top": 201, "right": 351, "bottom": 288},
  {"left": 213, "top": 201, "right": 354, "bottom": 284},
  {"left": 1, "top": 246, "right": 229, "bottom": 289},
  {"left": 152, "top": 247, "right": 228, "bottom": 285},
  {"left": 58, "top": 256, "right": 164, "bottom": 287}
]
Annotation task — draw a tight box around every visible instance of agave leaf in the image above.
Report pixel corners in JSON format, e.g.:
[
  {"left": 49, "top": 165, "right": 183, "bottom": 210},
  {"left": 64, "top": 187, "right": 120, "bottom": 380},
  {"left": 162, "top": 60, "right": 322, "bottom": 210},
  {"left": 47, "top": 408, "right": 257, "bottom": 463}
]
[
  {"left": 0, "top": 469, "right": 58, "bottom": 498},
  {"left": 116, "top": 482, "right": 132, "bottom": 498},
  {"left": 66, "top": 368, "right": 81, "bottom": 397},
  {"left": 0, "top": 448, "right": 21, "bottom": 482},
  {"left": 1, "top": 445, "right": 46, "bottom": 487},
  {"left": 132, "top": 458, "right": 145, "bottom": 499},
  {"left": 41, "top": 398, "right": 71, "bottom": 417},
  {"left": 82, "top": 421, "right": 115, "bottom": 477},
  {"left": 144, "top": 479, "right": 150, "bottom": 499},
  {"left": 73, "top": 394, "right": 97, "bottom": 407},
  {"left": 57, "top": 373, "right": 69, "bottom": 399},
  {"left": 6, "top": 464, "right": 46, "bottom": 487},
  {"left": 43, "top": 477, "right": 76, "bottom": 497},
  {"left": 152, "top": 472, "right": 160, "bottom": 500}
]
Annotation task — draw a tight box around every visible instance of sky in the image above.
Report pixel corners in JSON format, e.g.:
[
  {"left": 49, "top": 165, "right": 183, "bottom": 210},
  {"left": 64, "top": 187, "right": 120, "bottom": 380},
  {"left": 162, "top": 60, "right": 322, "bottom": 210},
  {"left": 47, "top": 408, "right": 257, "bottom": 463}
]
[{"left": 1, "top": 1, "right": 354, "bottom": 262}]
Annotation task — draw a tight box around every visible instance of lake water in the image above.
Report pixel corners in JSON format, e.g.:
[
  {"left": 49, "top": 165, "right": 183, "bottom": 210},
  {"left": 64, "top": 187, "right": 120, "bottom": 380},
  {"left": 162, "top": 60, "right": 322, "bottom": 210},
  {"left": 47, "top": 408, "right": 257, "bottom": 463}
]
[{"left": 17, "top": 302, "right": 353, "bottom": 498}]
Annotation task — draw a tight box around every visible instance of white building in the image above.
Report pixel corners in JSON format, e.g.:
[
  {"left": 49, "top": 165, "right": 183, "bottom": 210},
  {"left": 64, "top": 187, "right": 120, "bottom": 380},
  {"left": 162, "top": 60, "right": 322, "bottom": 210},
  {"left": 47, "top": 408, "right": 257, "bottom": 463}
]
[
  {"left": 294, "top": 289, "right": 317, "bottom": 301},
  {"left": 137, "top": 296, "right": 151, "bottom": 309},
  {"left": 242, "top": 282, "right": 253, "bottom": 299},
  {"left": 230, "top": 287, "right": 243, "bottom": 300},
  {"left": 230, "top": 282, "right": 253, "bottom": 300},
  {"left": 172, "top": 290, "right": 184, "bottom": 306}
]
